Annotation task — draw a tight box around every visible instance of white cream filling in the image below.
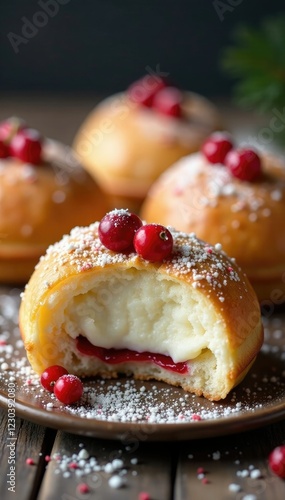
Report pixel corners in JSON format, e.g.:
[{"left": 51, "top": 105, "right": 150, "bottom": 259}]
[{"left": 63, "top": 270, "right": 223, "bottom": 364}]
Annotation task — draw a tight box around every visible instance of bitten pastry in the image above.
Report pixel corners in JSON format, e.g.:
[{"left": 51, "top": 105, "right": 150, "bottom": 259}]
[
  {"left": 73, "top": 75, "right": 222, "bottom": 211},
  {"left": 19, "top": 211, "right": 263, "bottom": 401},
  {"left": 0, "top": 118, "right": 109, "bottom": 284},
  {"left": 141, "top": 133, "right": 285, "bottom": 302}
]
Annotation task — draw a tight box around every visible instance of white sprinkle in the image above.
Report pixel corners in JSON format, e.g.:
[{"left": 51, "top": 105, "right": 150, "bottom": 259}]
[
  {"left": 214, "top": 243, "right": 222, "bottom": 251},
  {"left": 228, "top": 483, "right": 241, "bottom": 492},
  {"left": 271, "top": 190, "right": 282, "bottom": 201},
  {"left": 78, "top": 449, "right": 89, "bottom": 460},
  {"left": 250, "top": 469, "right": 262, "bottom": 479},
  {"left": 212, "top": 451, "right": 221, "bottom": 460},
  {"left": 222, "top": 183, "right": 235, "bottom": 196},
  {"left": 237, "top": 469, "right": 249, "bottom": 477},
  {"left": 112, "top": 459, "right": 124, "bottom": 470},
  {"left": 193, "top": 274, "right": 204, "bottom": 281},
  {"left": 108, "top": 475, "right": 125, "bottom": 489},
  {"left": 104, "top": 463, "right": 114, "bottom": 473}
]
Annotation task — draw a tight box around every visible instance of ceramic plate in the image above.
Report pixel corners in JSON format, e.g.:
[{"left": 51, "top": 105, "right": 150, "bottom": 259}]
[{"left": 0, "top": 286, "right": 285, "bottom": 441}]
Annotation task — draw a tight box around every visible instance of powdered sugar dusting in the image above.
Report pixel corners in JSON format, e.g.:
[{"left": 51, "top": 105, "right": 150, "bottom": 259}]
[
  {"left": 156, "top": 151, "right": 285, "bottom": 226},
  {"left": 38, "top": 221, "right": 134, "bottom": 275},
  {"left": 164, "top": 230, "right": 242, "bottom": 302},
  {"left": 30, "top": 222, "right": 245, "bottom": 308},
  {"left": 1, "top": 286, "right": 285, "bottom": 436}
]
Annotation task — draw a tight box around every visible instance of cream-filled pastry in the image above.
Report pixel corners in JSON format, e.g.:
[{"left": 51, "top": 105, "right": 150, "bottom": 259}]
[
  {"left": 0, "top": 117, "right": 109, "bottom": 284},
  {"left": 19, "top": 210, "right": 263, "bottom": 401},
  {"left": 141, "top": 133, "right": 285, "bottom": 302},
  {"left": 73, "top": 75, "right": 222, "bottom": 211}
]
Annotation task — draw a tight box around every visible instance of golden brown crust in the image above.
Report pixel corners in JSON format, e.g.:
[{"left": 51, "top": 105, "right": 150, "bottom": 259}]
[
  {"left": 0, "top": 140, "right": 109, "bottom": 284},
  {"left": 73, "top": 92, "right": 222, "bottom": 211},
  {"left": 19, "top": 221, "right": 263, "bottom": 400},
  {"left": 141, "top": 151, "right": 285, "bottom": 302}
]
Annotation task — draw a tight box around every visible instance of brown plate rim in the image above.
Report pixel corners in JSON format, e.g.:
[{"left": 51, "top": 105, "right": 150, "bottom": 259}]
[{"left": 1, "top": 382, "right": 285, "bottom": 441}]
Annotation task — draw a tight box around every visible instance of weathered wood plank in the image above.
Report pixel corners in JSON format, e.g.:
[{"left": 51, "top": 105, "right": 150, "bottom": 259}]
[
  {"left": 38, "top": 430, "right": 173, "bottom": 500},
  {"left": 0, "top": 409, "right": 56, "bottom": 500},
  {"left": 175, "top": 420, "right": 285, "bottom": 500}
]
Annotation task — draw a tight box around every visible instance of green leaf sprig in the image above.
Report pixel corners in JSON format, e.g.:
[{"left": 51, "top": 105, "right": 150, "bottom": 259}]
[{"left": 222, "top": 16, "right": 285, "bottom": 113}]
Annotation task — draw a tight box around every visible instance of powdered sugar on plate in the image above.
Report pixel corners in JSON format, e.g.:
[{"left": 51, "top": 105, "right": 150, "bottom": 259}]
[{"left": 1, "top": 287, "right": 285, "bottom": 438}]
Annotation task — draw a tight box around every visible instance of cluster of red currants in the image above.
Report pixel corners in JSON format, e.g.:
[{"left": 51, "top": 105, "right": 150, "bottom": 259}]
[
  {"left": 128, "top": 75, "right": 183, "bottom": 118},
  {"left": 98, "top": 210, "right": 173, "bottom": 262},
  {"left": 201, "top": 133, "right": 262, "bottom": 182},
  {"left": 40, "top": 365, "right": 83, "bottom": 405},
  {"left": 0, "top": 117, "right": 42, "bottom": 165}
]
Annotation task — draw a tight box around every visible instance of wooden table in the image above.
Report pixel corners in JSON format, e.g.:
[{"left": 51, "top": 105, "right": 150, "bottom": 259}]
[
  {"left": 1, "top": 95, "right": 285, "bottom": 500},
  {"left": 0, "top": 408, "right": 285, "bottom": 500}
]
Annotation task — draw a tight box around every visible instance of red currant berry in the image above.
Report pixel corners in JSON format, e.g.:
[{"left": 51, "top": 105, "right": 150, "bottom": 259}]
[
  {"left": 10, "top": 128, "right": 42, "bottom": 165},
  {"left": 134, "top": 224, "right": 173, "bottom": 262},
  {"left": 0, "top": 139, "right": 9, "bottom": 159},
  {"left": 152, "top": 87, "right": 183, "bottom": 118},
  {"left": 268, "top": 445, "right": 285, "bottom": 478},
  {"left": 128, "top": 75, "right": 167, "bottom": 107},
  {"left": 201, "top": 133, "right": 233, "bottom": 164},
  {"left": 54, "top": 374, "right": 83, "bottom": 405},
  {"left": 40, "top": 365, "right": 68, "bottom": 393},
  {"left": 98, "top": 210, "right": 143, "bottom": 252},
  {"left": 224, "top": 148, "right": 261, "bottom": 182},
  {"left": 0, "top": 117, "right": 27, "bottom": 142}
]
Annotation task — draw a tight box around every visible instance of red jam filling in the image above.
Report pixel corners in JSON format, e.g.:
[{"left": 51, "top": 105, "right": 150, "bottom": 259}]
[{"left": 76, "top": 335, "right": 189, "bottom": 374}]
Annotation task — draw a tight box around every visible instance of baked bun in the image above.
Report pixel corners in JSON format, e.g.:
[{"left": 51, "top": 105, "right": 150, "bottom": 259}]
[
  {"left": 19, "top": 214, "right": 263, "bottom": 401},
  {"left": 73, "top": 76, "right": 222, "bottom": 211},
  {"left": 141, "top": 134, "right": 285, "bottom": 302},
  {"left": 0, "top": 118, "right": 109, "bottom": 284}
]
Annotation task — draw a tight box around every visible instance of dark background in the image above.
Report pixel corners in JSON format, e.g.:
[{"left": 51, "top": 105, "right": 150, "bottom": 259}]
[{"left": 0, "top": 0, "right": 284, "bottom": 98}]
